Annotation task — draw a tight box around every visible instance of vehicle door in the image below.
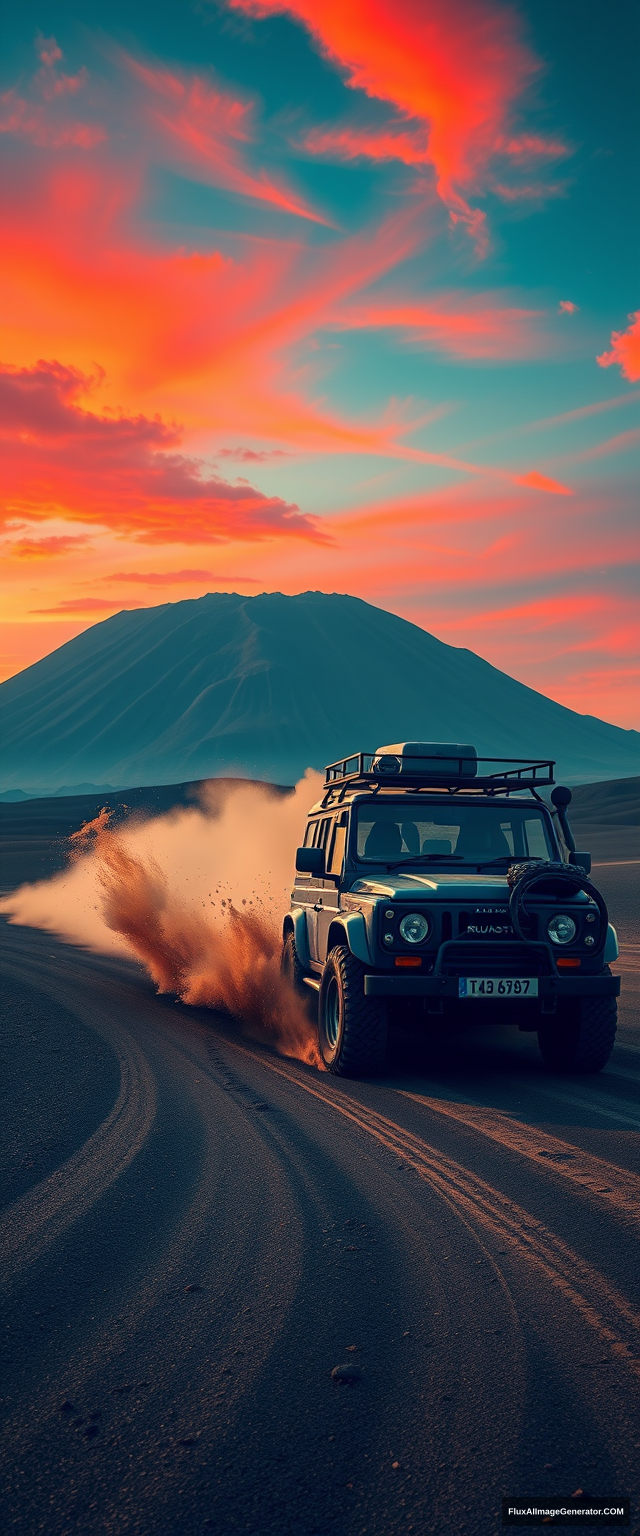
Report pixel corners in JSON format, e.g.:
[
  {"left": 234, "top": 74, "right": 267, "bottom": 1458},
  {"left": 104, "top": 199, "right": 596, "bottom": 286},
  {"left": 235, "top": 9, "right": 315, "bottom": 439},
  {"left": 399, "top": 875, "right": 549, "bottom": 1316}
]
[
  {"left": 305, "top": 815, "right": 334, "bottom": 963},
  {"left": 316, "top": 811, "right": 348, "bottom": 959}
]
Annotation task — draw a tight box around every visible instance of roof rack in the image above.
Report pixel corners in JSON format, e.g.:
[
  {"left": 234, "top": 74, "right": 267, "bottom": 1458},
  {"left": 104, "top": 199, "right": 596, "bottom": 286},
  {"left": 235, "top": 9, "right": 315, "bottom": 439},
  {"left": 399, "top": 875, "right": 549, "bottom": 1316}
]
[{"left": 323, "top": 752, "right": 555, "bottom": 798}]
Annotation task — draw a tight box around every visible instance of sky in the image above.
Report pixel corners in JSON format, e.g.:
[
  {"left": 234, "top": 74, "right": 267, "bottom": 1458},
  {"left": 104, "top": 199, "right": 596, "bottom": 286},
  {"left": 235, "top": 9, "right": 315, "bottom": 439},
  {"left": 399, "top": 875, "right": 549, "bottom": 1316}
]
[{"left": 1, "top": 0, "right": 639, "bottom": 727}]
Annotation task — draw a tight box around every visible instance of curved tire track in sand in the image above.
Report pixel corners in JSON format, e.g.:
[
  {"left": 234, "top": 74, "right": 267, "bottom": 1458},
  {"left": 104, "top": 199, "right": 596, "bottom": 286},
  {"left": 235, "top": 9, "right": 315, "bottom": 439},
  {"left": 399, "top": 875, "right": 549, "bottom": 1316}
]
[{"left": 0, "top": 960, "right": 156, "bottom": 1288}]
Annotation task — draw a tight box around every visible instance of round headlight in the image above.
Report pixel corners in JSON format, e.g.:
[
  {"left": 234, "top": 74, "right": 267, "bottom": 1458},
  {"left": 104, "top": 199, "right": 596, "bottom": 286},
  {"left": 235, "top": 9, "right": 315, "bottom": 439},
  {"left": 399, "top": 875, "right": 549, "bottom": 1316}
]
[
  {"left": 547, "top": 913, "right": 577, "bottom": 945},
  {"left": 399, "top": 912, "right": 429, "bottom": 944}
]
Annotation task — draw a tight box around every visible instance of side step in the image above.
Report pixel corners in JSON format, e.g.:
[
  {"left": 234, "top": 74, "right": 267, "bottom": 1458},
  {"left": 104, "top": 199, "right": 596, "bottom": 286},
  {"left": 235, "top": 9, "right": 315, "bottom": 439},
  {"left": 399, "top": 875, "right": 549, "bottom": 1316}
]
[{"left": 303, "top": 976, "right": 321, "bottom": 992}]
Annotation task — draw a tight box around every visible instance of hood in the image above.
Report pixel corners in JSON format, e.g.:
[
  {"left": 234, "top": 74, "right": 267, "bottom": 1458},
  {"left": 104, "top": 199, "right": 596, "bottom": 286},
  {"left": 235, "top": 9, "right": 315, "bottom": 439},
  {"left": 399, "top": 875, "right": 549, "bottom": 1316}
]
[{"left": 351, "top": 871, "right": 511, "bottom": 900}]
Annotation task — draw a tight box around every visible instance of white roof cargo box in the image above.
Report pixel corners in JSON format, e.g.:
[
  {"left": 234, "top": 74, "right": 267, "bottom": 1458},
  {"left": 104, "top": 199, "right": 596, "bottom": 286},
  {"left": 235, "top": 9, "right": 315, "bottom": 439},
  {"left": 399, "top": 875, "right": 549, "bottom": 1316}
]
[{"left": 372, "top": 742, "right": 478, "bottom": 778}]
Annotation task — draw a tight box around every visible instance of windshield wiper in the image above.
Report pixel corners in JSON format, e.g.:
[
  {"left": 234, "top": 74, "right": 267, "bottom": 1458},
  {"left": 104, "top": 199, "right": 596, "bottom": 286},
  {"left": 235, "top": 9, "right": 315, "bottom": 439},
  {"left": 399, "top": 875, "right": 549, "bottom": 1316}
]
[
  {"left": 473, "top": 855, "right": 517, "bottom": 870},
  {"left": 380, "top": 854, "right": 465, "bottom": 872}
]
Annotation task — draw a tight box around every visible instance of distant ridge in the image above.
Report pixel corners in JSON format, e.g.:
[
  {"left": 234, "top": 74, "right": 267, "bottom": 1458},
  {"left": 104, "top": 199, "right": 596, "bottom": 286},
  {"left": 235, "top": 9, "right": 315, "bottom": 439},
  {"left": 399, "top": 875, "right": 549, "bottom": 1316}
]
[{"left": 1, "top": 591, "right": 638, "bottom": 790}]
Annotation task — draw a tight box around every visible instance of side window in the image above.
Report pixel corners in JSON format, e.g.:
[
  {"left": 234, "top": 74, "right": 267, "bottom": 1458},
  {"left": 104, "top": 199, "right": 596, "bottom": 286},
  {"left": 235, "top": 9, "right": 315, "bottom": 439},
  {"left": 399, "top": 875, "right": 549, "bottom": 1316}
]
[
  {"left": 303, "top": 821, "right": 314, "bottom": 847},
  {"left": 319, "top": 817, "right": 333, "bottom": 850},
  {"left": 328, "top": 813, "right": 347, "bottom": 874},
  {"left": 524, "top": 817, "right": 549, "bottom": 858},
  {"left": 500, "top": 821, "right": 515, "bottom": 855}
]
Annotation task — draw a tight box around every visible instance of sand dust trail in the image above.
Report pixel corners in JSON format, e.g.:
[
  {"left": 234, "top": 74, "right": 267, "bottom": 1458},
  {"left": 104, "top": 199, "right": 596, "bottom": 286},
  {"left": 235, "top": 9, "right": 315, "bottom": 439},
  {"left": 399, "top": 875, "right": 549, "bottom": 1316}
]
[{"left": 0, "top": 772, "right": 324, "bottom": 1066}]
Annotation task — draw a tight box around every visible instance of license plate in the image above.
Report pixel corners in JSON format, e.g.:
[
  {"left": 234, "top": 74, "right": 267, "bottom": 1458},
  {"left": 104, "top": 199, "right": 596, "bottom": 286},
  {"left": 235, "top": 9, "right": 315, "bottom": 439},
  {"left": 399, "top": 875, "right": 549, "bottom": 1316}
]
[{"left": 458, "top": 976, "right": 538, "bottom": 998}]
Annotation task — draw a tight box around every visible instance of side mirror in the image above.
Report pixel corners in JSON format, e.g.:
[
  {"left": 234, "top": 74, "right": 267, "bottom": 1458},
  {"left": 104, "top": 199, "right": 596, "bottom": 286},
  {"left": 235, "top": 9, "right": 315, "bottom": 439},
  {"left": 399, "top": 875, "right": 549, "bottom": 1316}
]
[
  {"left": 569, "top": 850, "right": 591, "bottom": 874},
  {"left": 296, "top": 846, "right": 325, "bottom": 875}
]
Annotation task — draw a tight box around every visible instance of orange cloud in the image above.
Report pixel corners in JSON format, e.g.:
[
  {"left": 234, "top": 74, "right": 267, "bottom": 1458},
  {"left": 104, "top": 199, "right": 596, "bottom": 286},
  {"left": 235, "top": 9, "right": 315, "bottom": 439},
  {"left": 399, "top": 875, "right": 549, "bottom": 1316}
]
[
  {"left": 597, "top": 311, "right": 640, "bottom": 384},
  {"left": 513, "top": 471, "right": 573, "bottom": 495},
  {"left": 102, "top": 569, "right": 260, "bottom": 584},
  {"left": 0, "top": 360, "right": 324, "bottom": 544},
  {"left": 0, "top": 34, "right": 105, "bottom": 149},
  {"left": 0, "top": 143, "right": 429, "bottom": 447},
  {"left": 120, "top": 51, "right": 331, "bottom": 225},
  {"left": 4, "top": 533, "right": 92, "bottom": 557},
  {"left": 332, "top": 291, "right": 548, "bottom": 359},
  {"left": 1, "top": 35, "right": 328, "bottom": 225},
  {"left": 230, "top": 0, "right": 556, "bottom": 248},
  {"left": 32, "top": 597, "right": 146, "bottom": 613}
]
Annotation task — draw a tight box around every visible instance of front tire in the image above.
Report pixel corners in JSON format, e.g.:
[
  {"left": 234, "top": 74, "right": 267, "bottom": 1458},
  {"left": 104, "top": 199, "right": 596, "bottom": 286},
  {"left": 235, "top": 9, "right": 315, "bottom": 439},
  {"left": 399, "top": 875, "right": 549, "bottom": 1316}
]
[
  {"left": 537, "top": 971, "right": 617, "bottom": 1073},
  {"left": 318, "top": 946, "right": 387, "bottom": 1077}
]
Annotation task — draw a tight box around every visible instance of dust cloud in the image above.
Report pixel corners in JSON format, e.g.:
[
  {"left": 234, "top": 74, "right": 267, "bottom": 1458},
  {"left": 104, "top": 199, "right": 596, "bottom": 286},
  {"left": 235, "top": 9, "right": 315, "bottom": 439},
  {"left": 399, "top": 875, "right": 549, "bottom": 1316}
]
[{"left": 0, "top": 772, "right": 324, "bottom": 1066}]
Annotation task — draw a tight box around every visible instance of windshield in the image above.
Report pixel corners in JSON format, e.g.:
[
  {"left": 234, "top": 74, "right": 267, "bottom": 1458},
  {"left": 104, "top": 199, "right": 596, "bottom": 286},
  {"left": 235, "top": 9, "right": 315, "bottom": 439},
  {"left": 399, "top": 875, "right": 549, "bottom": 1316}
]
[{"left": 354, "top": 802, "right": 555, "bottom": 864}]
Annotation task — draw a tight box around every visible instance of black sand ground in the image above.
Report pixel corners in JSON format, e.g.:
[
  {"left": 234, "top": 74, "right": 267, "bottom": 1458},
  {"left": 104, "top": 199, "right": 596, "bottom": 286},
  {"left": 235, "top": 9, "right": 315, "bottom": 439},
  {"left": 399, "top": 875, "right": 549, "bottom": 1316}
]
[{"left": 0, "top": 783, "right": 638, "bottom": 1536}]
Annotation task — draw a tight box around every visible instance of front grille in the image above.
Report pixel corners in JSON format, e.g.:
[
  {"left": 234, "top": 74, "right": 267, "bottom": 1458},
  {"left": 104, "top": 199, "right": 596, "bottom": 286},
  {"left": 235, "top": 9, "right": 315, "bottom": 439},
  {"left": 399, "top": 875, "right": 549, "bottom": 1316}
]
[{"left": 439, "top": 942, "right": 551, "bottom": 977}]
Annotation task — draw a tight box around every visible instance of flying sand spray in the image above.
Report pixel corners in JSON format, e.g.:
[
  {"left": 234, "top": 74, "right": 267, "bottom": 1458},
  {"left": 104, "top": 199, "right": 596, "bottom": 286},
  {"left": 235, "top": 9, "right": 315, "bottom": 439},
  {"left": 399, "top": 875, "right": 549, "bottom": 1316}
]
[{"left": 0, "top": 772, "right": 324, "bottom": 1067}]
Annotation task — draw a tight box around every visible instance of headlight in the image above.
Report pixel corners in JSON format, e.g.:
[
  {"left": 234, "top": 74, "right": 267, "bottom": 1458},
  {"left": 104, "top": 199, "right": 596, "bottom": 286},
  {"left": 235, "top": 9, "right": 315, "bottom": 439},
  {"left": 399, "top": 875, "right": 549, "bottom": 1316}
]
[
  {"left": 399, "top": 912, "right": 429, "bottom": 944},
  {"left": 548, "top": 913, "right": 577, "bottom": 945}
]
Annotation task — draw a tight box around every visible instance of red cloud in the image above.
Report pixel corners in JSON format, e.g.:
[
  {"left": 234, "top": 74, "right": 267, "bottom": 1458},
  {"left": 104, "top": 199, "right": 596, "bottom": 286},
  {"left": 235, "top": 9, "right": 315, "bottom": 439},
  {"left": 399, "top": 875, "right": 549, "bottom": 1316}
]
[
  {"left": 5, "top": 533, "right": 92, "bottom": 558},
  {"left": 230, "top": 0, "right": 560, "bottom": 248},
  {"left": 0, "top": 35, "right": 327, "bottom": 224},
  {"left": 103, "top": 569, "right": 260, "bottom": 584},
  {"left": 0, "top": 34, "right": 105, "bottom": 149},
  {"left": 0, "top": 361, "right": 324, "bottom": 545},
  {"left": 332, "top": 291, "right": 549, "bottom": 360},
  {"left": 597, "top": 311, "right": 640, "bottom": 384},
  {"left": 120, "top": 52, "right": 331, "bottom": 225},
  {"left": 32, "top": 597, "right": 146, "bottom": 613},
  {"left": 513, "top": 471, "right": 573, "bottom": 495}
]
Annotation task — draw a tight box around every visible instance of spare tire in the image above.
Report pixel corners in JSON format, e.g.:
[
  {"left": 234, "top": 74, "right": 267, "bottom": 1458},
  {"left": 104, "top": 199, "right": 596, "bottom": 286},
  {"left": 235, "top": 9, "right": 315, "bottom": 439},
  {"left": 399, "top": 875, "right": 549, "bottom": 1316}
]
[{"left": 507, "top": 860, "right": 608, "bottom": 957}]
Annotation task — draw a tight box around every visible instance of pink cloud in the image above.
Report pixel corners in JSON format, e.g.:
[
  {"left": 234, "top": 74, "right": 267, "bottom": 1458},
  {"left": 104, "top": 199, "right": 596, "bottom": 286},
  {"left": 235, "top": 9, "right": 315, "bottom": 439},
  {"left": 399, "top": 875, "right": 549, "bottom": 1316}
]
[
  {"left": 331, "top": 290, "right": 549, "bottom": 360},
  {"left": 0, "top": 360, "right": 324, "bottom": 545},
  {"left": 230, "top": 0, "right": 567, "bottom": 249},
  {"left": 32, "top": 597, "right": 146, "bottom": 613},
  {"left": 5, "top": 533, "right": 93, "bottom": 558},
  {"left": 0, "top": 35, "right": 328, "bottom": 225},
  {"left": 597, "top": 311, "right": 640, "bottom": 384},
  {"left": 120, "top": 51, "right": 331, "bottom": 225},
  {"left": 0, "top": 34, "right": 105, "bottom": 149},
  {"left": 558, "top": 300, "right": 578, "bottom": 314},
  {"left": 513, "top": 470, "right": 573, "bottom": 495},
  {"left": 102, "top": 569, "right": 260, "bottom": 584}
]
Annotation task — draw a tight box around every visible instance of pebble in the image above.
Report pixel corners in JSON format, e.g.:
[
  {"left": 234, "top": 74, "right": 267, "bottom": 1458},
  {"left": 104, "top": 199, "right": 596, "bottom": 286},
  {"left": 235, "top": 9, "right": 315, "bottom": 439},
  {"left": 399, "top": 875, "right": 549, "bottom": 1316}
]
[{"left": 331, "top": 1364, "right": 362, "bottom": 1385}]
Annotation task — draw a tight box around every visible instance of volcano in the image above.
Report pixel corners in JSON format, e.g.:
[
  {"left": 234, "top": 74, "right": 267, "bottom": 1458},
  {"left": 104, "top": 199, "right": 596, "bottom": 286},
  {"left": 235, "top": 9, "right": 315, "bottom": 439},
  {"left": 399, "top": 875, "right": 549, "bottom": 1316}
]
[{"left": 1, "top": 591, "right": 638, "bottom": 791}]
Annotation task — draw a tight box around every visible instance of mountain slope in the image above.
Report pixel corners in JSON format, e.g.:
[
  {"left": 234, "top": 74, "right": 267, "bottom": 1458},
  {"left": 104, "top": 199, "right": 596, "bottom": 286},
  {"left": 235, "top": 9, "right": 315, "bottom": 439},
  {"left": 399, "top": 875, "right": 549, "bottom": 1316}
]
[{"left": 1, "top": 591, "right": 638, "bottom": 789}]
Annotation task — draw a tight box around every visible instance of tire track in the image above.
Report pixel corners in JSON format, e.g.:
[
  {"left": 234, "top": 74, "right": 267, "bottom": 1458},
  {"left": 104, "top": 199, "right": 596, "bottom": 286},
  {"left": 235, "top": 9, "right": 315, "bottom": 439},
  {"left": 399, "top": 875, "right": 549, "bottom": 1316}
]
[
  {"left": 398, "top": 1091, "right": 640, "bottom": 1220},
  {"left": 232, "top": 1046, "right": 640, "bottom": 1374},
  {"left": 0, "top": 959, "right": 156, "bottom": 1289}
]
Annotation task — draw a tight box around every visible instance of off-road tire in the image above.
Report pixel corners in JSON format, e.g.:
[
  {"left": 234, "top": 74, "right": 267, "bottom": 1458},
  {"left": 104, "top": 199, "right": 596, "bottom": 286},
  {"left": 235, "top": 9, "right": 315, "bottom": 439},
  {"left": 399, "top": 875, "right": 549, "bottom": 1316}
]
[
  {"left": 537, "top": 969, "right": 617, "bottom": 1073},
  {"left": 281, "top": 931, "right": 308, "bottom": 997},
  {"left": 318, "top": 945, "right": 387, "bottom": 1077}
]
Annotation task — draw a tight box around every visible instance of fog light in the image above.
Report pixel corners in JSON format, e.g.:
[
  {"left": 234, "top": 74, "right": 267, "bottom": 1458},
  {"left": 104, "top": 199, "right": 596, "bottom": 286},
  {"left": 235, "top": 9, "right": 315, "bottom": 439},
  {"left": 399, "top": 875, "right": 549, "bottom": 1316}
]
[
  {"left": 383, "top": 932, "right": 394, "bottom": 945},
  {"left": 585, "top": 935, "right": 595, "bottom": 946},
  {"left": 385, "top": 909, "right": 395, "bottom": 918}
]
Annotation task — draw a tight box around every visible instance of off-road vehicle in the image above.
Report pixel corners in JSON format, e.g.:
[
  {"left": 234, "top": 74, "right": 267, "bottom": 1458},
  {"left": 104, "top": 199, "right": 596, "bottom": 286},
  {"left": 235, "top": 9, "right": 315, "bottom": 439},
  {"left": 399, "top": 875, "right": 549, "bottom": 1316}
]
[{"left": 282, "top": 743, "right": 620, "bottom": 1076}]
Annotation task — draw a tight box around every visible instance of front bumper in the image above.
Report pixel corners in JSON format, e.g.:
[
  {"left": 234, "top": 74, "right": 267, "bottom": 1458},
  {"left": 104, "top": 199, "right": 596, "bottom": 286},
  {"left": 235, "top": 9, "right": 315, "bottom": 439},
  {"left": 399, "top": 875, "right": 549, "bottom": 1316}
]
[{"left": 364, "top": 973, "right": 620, "bottom": 999}]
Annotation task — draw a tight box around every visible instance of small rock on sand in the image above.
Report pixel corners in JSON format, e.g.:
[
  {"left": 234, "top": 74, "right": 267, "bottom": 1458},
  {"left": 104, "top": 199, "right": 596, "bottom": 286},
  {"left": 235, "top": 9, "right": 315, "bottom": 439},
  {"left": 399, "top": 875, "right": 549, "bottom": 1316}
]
[{"left": 331, "top": 1364, "right": 363, "bottom": 1385}]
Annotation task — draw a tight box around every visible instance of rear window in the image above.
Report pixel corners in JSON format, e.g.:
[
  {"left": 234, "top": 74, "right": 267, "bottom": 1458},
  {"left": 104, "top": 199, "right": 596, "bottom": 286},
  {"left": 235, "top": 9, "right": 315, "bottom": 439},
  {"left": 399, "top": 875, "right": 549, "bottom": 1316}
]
[{"left": 355, "top": 802, "right": 554, "bottom": 863}]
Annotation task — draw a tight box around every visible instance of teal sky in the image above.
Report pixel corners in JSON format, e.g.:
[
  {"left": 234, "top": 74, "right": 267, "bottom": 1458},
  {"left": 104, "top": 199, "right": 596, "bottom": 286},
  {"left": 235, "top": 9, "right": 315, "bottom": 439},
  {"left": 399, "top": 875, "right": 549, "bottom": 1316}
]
[{"left": 1, "top": 0, "right": 639, "bottom": 724}]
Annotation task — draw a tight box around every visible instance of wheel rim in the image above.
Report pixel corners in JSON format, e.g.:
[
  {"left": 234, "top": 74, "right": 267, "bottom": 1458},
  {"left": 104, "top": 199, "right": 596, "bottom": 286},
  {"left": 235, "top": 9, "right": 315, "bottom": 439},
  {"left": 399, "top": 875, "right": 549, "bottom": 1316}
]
[{"left": 324, "top": 976, "right": 341, "bottom": 1050}]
